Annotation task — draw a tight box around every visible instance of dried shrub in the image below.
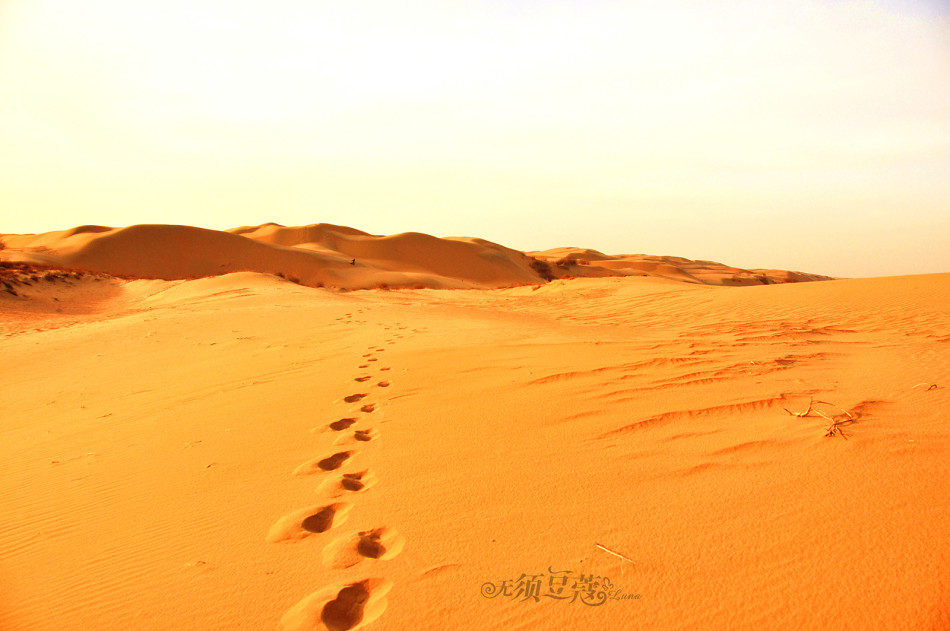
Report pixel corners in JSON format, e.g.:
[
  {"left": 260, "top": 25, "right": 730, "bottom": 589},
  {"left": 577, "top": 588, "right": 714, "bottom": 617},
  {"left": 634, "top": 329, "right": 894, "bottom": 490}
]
[{"left": 528, "top": 257, "right": 555, "bottom": 282}]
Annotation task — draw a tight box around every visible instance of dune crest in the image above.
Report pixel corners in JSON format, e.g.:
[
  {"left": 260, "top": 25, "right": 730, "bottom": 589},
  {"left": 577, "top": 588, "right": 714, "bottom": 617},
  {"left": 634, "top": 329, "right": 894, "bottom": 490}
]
[{"left": 1, "top": 223, "right": 832, "bottom": 291}]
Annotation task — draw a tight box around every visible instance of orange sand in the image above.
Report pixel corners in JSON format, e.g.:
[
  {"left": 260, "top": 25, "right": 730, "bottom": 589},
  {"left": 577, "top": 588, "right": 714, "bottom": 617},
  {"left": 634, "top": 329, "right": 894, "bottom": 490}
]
[{"left": 1, "top": 225, "right": 947, "bottom": 630}]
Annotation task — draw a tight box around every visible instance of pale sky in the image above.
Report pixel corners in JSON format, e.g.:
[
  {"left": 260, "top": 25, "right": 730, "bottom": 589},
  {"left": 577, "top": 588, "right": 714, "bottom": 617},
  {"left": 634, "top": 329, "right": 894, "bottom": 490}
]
[{"left": 1, "top": 0, "right": 948, "bottom": 277}]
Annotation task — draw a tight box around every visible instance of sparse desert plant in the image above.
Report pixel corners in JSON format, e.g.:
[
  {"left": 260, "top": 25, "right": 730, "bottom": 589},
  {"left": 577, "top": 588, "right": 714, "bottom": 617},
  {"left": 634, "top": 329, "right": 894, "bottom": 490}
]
[
  {"left": 783, "top": 398, "right": 856, "bottom": 439},
  {"left": 528, "top": 257, "right": 555, "bottom": 281}
]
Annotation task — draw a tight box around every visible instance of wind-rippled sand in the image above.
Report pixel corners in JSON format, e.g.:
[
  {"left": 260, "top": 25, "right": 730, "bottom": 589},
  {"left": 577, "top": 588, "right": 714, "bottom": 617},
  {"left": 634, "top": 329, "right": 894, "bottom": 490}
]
[{"left": 1, "top": 224, "right": 947, "bottom": 630}]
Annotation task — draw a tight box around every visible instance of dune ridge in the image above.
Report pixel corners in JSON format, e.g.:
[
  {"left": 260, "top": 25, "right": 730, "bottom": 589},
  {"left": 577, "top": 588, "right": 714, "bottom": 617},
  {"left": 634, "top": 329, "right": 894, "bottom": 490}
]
[{"left": 1, "top": 223, "right": 832, "bottom": 291}]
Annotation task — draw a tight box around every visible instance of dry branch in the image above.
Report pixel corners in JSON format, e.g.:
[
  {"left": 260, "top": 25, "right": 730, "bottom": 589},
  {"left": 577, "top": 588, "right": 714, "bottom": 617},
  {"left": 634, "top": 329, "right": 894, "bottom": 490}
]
[
  {"left": 595, "top": 542, "right": 635, "bottom": 565},
  {"left": 784, "top": 397, "right": 855, "bottom": 439}
]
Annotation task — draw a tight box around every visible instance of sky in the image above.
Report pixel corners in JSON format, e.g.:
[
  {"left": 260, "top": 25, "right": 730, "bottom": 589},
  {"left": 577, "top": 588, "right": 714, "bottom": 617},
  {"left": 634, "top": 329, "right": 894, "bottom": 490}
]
[{"left": 1, "top": 0, "right": 948, "bottom": 277}]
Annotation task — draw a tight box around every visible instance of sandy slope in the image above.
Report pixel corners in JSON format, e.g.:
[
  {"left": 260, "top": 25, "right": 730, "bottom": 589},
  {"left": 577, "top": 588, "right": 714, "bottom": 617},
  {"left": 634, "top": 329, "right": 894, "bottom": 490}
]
[
  {"left": 0, "top": 223, "right": 830, "bottom": 291},
  {"left": 1, "top": 264, "right": 947, "bottom": 630}
]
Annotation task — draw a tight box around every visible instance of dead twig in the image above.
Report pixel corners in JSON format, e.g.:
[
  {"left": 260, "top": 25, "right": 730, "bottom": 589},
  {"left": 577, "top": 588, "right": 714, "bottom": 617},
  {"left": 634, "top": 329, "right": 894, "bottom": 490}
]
[
  {"left": 783, "top": 397, "right": 813, "bottom": 417},
  {"left": 814, "top": 408, "right": 855, "bottom": 439},
  {"left": 784, "top": 398, "right": 855, "bottom": 439},
  {"left": 912, "top": 382, "right": 938, "bottom": 391},
  {"left": 595, "top": 542, "right": 636, "bottom": 565}
]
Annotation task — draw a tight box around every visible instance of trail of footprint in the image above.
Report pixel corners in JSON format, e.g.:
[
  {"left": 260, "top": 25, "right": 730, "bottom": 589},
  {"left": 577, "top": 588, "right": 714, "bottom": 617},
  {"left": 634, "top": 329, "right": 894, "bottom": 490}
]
[
  {"left": 293, "top": 451, "right": 355, "bottom": 477},
  {"left": 322, "top": 528, "right": 405, "bottom": 569},
  {"left": 279, "top": 579, "right": 392, "bottom": 631},
  {"left": 266, "top": 503, "right": 353, "bottom": 543},
  {"left": 276, "top": 340, "right": 400, "bottom": 629}
]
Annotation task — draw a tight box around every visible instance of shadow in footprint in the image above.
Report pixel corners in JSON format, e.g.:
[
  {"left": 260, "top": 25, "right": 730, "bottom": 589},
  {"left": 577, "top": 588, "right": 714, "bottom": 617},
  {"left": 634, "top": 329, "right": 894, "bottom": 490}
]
[
  {"left": 322, "top": 582, "right": 371, "bottom": 631},
  {"left": 377, "top": 381, "right": 390, "bottom": 388},
  {"left": 354, "top": 376, "right": 371, "bottom": 383},
  {"left": 330, "top": 418, "right": 357, "bottom": 431},
  {"left": 302, "top": 506, "right": 338, "bottom": 533},
  {"left": 319, "top": 452, "right": 353, "bottom": 471},
  {"left": 344, "top": 393, "right": 368, "bottom": 403},
  {"left": 357, "top": 530, "right": 387, "bottom": 558},
  {"left": 323, "top": 527, "right": 405, "bottom": 569},
  {"left": 353, "top": 427, "right": 379, "bottom": 443},
  {"left": 266, "top": 503, "right": 352, "bottom": 543},
  {"left": 294, "top": 452, "right": 354, "bottom": 477},
  {"left": 360, "top": 403, "right": 376, "bottom": 413},
  {"left": 279, "top": 579, "right": 391, "bottom": 631},
  {"left": 318, "top": 469, "right": 378, "bottom": 496},
  {"left": 353, "top": 428, "right": 377, "bottom": 442},
  {"left": 342, "top": 471, "right": 370, "bottom": 491}
]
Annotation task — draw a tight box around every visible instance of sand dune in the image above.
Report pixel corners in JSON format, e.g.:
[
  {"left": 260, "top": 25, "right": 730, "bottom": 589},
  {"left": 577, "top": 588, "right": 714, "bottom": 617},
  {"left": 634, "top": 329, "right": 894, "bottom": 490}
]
[
  {"left": 1, "top": 223, "right": 546, "bottom": 290},
  {"left": 1, "top": 223, "right": 831, "bottom": 291},
  {"left": 1, "top": 225, "right": 947, "bottom": 631},
  {"left": 530, "top": 247, "right": 833, "bottom": 286}
]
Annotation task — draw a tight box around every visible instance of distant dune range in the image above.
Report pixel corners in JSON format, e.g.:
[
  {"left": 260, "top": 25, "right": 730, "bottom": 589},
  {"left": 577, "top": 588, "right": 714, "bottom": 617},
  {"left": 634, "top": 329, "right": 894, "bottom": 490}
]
[{"left": 0, "top": 223, "right": 832, "bottom": 290}]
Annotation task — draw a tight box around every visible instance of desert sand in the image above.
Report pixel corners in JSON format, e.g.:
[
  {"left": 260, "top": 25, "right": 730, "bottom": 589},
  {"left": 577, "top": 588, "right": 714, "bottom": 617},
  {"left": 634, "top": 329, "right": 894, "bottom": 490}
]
[{"left": 1, "top": 224, "right": 947, "bottom": 631}]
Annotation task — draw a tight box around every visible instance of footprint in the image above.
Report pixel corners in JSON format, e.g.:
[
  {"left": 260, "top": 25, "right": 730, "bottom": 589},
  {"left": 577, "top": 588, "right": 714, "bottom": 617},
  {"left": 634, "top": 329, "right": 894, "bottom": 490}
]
[
  {"left": 353, "top": 428, "right": 378, "bottom": 442},
  {"left": 333, "top": 427, "right": 378, "bottom": 446},
  {"left": 360, "top": 404, "right": 376, "bottom": 413},
  {"left": 379, "top": 367, "right": 391, "bottom": 372},
  {"left": 319, "top": 469, "right": 378, "bottom": 496},
  {"left": 329, "top": 418, "right": 357, "bottom": 431},
  {"left": 322, "top": 528, "right": 405, "bottom": 569},
  {"left": 266, "top": 503, "right": 352, "bottom": 543},
  {"left": 342, "top": 470, "right": 377, "bottom": 492},
  {"left": 356, "top": 528, "right": 404, "bottom": 560},
  {"left": 376, "top": 381, "right": 390, "bottom": 388},
  {"left": 293, "top": 451, "right": 354, "bottom": 477},
  {"left": 354, "top": 376, "right": 371, "bottom": 383},
  {"left": 343, "top": 393, "right": 368, "bottom": 403},
  {"left": 366, "top": 358, "right": 378, "bottom": 362},
  {"left": 362, "top": 353, "right": 373, "bottom": 358},
  {"left": 358, "top": 364, "right": 369, "bottom": 369},
  {"left": 279, "top": 579, "right": 392, "bottom": 631},
  {"left": 302, "top": 506, "right": 342, "bottom": 533}
]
